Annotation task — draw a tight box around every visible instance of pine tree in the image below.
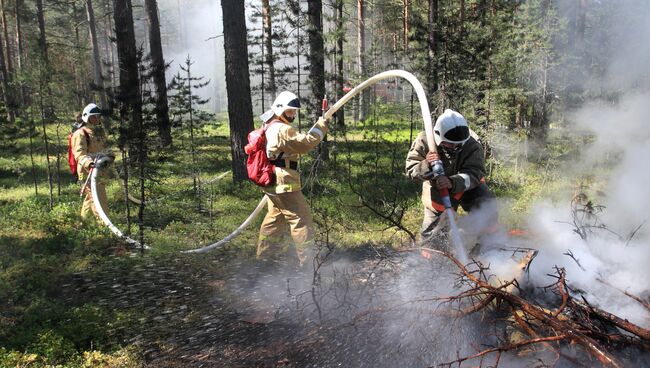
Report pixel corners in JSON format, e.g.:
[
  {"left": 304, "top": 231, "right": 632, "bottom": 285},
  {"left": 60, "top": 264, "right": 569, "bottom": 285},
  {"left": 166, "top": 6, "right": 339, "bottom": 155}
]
[{"left": 168, "top": 56, "right": 216, "bottom": 200}]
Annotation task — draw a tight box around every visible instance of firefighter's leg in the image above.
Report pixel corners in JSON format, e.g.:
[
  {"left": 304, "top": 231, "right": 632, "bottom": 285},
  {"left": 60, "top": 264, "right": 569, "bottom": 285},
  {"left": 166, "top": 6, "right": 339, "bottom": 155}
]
[
  {"left": 420, "top": 206, "right": 450, "bottom": 251},
  {"left": 81, "top": 188, "right": 94, "bottom": 220},
  {"left": 273, "top": 191, "right": 315, "bottom": 267},
  {"left": 256, "top": 196, "right": 289, "bottom": 260}
]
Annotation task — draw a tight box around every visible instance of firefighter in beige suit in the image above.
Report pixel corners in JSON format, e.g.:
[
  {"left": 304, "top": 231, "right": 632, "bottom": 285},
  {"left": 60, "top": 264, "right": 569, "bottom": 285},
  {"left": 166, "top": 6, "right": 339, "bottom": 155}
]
[
  {"left": 257, "top": 91, "right": 329, "bottom": 267},
  {"left": 71, "top": 103, "right": 115, "bottom": 221}
]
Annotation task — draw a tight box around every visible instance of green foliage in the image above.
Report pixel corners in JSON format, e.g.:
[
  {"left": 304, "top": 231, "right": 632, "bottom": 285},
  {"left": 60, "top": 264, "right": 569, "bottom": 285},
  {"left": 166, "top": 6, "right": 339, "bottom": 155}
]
[
  {"left": 0, "top": 346, "right": 141, "bottom": 368},
  {"left": 26, "top": 330, "right": 77, "bottom": 365}
]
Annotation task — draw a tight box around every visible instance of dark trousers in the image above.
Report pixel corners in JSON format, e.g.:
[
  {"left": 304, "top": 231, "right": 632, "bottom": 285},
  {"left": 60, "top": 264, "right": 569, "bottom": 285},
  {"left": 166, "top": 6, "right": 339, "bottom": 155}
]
[{"left": 420, "top": 184, "right": 497, "bottom": 248}]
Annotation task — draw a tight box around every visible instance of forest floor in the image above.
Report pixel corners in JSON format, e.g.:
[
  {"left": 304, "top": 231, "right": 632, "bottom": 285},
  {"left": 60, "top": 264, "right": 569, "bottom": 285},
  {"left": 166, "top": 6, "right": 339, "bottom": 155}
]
[{"left": 0, "top": 110, "right": 604, "bottom": 367}]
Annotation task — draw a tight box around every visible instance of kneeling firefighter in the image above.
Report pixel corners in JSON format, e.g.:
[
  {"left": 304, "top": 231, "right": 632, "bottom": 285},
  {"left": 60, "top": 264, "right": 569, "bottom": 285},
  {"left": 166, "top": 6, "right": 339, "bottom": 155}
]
[
  {"left": 70, "top": 103, "right": 115, "bottom": 221},
  {"left": 253, "top": 91, "right": 329, "bottom": 267},
  {"left": 405, "top": 109, "right": 496, "bottom": 249}
]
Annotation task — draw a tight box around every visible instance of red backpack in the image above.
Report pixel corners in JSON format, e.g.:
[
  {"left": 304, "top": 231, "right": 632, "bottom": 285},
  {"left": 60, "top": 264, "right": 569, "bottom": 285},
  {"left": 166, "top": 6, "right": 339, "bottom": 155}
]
[
  {"left": 245, "top": 122, "right": 279, "bottom": 187},
  {"left": 67, "top": 127, "right": 90, "bottom": 176}
]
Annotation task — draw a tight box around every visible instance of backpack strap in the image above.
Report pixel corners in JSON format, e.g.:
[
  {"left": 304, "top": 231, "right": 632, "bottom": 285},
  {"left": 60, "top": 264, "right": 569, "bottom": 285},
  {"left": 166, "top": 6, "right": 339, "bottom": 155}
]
[
  {"left": 82, "top": 128, "right": 91, "bottom": 145},
  {"left": 75, "top": 126, "right": 92, "bottom": 146}
]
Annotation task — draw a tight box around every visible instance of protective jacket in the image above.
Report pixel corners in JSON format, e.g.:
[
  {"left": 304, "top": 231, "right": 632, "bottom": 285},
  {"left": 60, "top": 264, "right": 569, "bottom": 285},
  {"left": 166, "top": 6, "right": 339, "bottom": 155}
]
[
  {"left": 264, "top": 118, "right": 329, "bottom": 194},
  {"left": 405, "top": 131, "right": 486, "bottom": 211},
  {"left": 70, "top": 125, "right": 110, "bottom": 180}
]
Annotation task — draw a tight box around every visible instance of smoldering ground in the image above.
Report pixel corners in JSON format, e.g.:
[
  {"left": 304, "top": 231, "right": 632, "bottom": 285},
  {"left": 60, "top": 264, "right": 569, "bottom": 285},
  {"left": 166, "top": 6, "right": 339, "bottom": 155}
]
[{"left": 63, "top": 238, "right": 627, "bottom": 367}]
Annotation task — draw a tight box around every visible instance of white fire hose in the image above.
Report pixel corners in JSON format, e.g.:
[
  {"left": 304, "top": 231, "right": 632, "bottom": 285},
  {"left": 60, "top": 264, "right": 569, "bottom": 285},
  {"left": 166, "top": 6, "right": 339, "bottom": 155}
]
[
  {"left": 181, "top": 195, "right": 269, "bottom": 253},
  {"left": 91, "top": 164, "right": 231, "bottom": 251},
  {"left": 91, "top": 164, "right": 148, "bottom": 249},
  {"left": 185, "top": 70, "right": 465, "bottom": 258}
]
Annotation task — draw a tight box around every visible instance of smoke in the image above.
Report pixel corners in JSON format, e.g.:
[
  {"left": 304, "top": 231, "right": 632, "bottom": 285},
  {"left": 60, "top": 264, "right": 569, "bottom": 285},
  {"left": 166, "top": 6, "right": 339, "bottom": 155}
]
[
  {"left": 156, "top": 0, "right": 226, "bottom": 112},
  {"left": 518, "top": 0, "right": 650, "bottom": 329}
]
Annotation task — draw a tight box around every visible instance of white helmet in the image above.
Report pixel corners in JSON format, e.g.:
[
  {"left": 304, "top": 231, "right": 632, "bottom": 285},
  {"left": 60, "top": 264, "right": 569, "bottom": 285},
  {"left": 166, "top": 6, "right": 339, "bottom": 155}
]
[
  {"left": 81, "top": 103, "right": 102, "bottom": 123},
  {"left": 259, "top": 109, "right": 275, "bottom": 123},
  {"left": 271, "top": 91, "right": 301, "bottom": 117},
  {"left": 433, "top": 109, "right": 470, "bottom": 146}
]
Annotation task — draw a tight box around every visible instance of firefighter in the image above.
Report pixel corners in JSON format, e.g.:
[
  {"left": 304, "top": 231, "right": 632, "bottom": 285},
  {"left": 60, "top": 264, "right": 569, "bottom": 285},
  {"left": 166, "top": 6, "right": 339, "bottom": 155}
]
[
  {"left": 256, "top": 91, "right": 329, "bottom": 267},
  {"left": 71, "top": 103, "right": 115, "bottom": 221},
  {"left": 405, "top": 109, "right": 496, "bottom": 249}
]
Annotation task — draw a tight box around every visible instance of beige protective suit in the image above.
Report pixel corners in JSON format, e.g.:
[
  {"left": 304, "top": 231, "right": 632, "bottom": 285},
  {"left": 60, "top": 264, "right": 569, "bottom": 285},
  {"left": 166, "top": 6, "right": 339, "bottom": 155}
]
[
  {"left": 70, "top": 124, "right": 112, "bottom": 221},
  {"left": 256, "top": 117, "right": 329, "bottom": 265}
]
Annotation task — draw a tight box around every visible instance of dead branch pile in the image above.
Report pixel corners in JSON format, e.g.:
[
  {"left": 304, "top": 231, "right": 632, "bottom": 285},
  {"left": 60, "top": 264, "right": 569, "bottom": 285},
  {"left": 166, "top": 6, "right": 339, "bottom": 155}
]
[{"left": 418, "top": 248, "right": 650, "bottom": 368}]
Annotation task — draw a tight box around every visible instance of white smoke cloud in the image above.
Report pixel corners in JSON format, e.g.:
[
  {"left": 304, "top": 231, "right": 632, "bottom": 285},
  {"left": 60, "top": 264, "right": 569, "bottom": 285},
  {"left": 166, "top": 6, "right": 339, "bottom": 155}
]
[
  {"left": 520, "top": 0, "right": 650, "bottom": 328},
  {"left": 156, "top": 0, "right": 226, "bottom": 112}
]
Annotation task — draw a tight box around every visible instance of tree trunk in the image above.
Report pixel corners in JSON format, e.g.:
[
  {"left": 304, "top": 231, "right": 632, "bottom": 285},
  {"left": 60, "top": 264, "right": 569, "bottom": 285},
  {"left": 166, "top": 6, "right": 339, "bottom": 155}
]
[
  {"left": 307, "top": 0, "right": 327, "bottom": 160},
  {"left": 0, "top": 19, "right": 12, "bottom": 123},
  {"left": 36, "top": 0, "right": 53, "bottom": 209},
  {"left": 295, "top": 3, "right": 302, "bottom": 131},
  {"left": 85, "top": 0, "right": 109, "bottom": 113},
  {"left": 144, "top": 0, "right": 172, "bottom": 147},
  {"left": 335, "top": 0, "right": 345, "bottom": 128},
  {"left": 357, "top": 0, "right": 368, "bottom": 122},
  {"left": 28, "top": 118, "right": 38, "bottom": 196},
  {"left": 104, "top": 0, "right": 117, "bottom": 87},
  {"left": 221, "top": 0, "right": 254, "bottom": 182},
  {"left": 39, "top": 85, "right": 53, "bottom": 210},
  {"left": 36, "top": 0, "right": 56, "bottom": 113},
  {"left": 113, "top": 0, "right": 146, "bottom": 249},
  {"left": 0, "top": 0, "right": 14, "bottom": 120},
  {"left": 402, "top": 0, "right": 409, "bottom": 51},
  {"left": 72, "top": 3, "right": 84, "bottom": 107},
  {"left": 427, "top": 0, "right": 439, "bottom": 112},
  {"left": 186, "top": 59, "right": 199, "bottom": 201},
  {"left": 262, "top": 0, "right": 276, "bottom": 97},
  {"left": 114, "top": 0, "right": 142, "bottom": 129},
  {"left": 1, "top": 0, "right": 12, "bottom": 76},
  {"left": 14, "top": 0, "right": 24, "bottom": 77},
  {"left": 36, "top": 0, "right": 48, "bottom": 63},
  {"left": 15, "top": 0, "right": 31, "bottom": 194}
]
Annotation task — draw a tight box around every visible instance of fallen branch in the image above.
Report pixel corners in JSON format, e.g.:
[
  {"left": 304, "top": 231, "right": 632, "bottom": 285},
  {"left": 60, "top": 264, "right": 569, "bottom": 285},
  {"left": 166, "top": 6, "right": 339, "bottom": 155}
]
[
  {"left": 438, "top": 335, "right": 567, "bottom": 367},
  {"left": 597, "top": 278, "right": 650, "bottom": 313}
]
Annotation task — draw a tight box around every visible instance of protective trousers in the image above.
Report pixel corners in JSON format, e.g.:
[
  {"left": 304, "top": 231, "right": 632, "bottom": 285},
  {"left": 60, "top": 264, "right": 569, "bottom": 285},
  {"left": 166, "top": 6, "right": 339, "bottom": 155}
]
[
  {"left": 420, "top": 183, "right": 496, "bottom": 249},
  {"left": 257, "top": 191, "right": 315, "bottom": 266},
  {"left": 81, "top": 182, "right": 108, "bottom": 221}
]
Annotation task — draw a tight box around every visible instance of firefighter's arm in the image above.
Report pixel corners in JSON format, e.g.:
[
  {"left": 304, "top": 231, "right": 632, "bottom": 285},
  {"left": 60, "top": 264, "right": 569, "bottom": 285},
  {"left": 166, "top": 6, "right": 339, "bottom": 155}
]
[
  {"left": 71, "top": 130, "right": 94, "bottom": 170},
  {"left": 277, "top": 118, "right": 329, "bottom": 154},
  {"left": 405, "top": 132, "right": 431, "bottom": 181},
  {"left": 449, "top": 143, "right": 486, "bottom": 194}
]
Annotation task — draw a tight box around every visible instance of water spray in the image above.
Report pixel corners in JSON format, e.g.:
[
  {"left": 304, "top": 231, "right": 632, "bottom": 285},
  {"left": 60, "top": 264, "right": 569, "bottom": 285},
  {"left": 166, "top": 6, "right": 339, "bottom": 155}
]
[{"left": 426, "top": 160, "right": 468, "bottom": 264}]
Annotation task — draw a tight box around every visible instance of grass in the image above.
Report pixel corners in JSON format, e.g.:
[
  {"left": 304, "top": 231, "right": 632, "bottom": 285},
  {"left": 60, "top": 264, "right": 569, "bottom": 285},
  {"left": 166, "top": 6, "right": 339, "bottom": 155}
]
[{"left": 0, "top": 105, "right": 586, "bottom": 366}]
